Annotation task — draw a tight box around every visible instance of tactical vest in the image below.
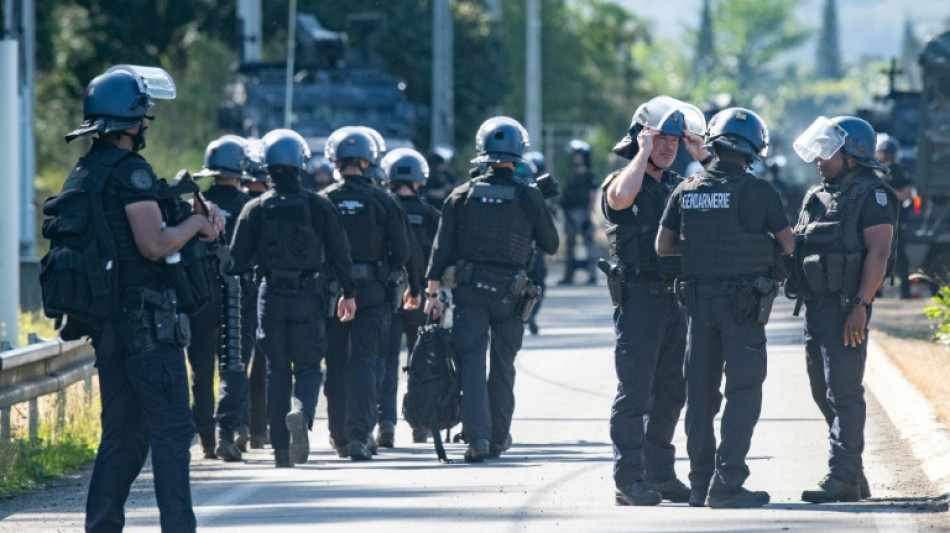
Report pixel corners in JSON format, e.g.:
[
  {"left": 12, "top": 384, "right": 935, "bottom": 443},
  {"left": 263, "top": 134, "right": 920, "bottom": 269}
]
[
  {"left": 680, "top": 174, "right": 774, "bottom": 279},
  {"left": 203, "top": 185, "right": 250, "bottom": 243},
  {"left": 400, "top": 196, "right": 436, "bottom": 261},
  {"left": 456, "top": 179, "right": 534, "bottom": 267},
  {"left": 794, "top": 176, "right": 897, "bottom": 297},
  {"left": 326, "top": 181, "right": 386, "bottom": 263},
  {"left": 257, "top": 190, "right": 325, "bottom": 275},
  {"left": 604, "top": 171, "right": 682, "bottom": 279}
]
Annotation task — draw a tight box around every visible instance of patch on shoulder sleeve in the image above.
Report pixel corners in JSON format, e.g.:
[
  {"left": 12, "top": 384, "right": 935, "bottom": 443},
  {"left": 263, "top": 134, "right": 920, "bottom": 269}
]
[
  {"left": 130, "top": 168, "right": 154, "bottom": 191},
  {"left": 875, "top": 189, "right": 888, "bottom": 207}
]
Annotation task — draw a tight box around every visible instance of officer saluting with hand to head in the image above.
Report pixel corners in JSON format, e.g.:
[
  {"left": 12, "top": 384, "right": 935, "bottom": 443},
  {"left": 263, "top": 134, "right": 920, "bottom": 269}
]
[
  {"left": 656, "top": 108, "right": 794, "bottom": 508},
  {"left": 603, "top": 96, "right": 712, "bottom": 506},
  {"left": 790, "top": 116, "right": 896, "bottom": 503},
  {"left": 425, "top": 117, "right": 559, "bottom": 462}
]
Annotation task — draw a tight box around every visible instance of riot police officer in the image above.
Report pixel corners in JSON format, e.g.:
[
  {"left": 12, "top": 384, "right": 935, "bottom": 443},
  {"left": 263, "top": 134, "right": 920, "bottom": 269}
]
[
  {"left": 656, "top": 108, "right": 794, "bottom": 508},
  {"left": 603, "top": 96, "right": 712, "bottom": 506},
  {"left": 59, "top": 65, "right": 225, "bottom": 533},
  {"left": 425, "top": 117, "right": 559, "bottom": 462},
  {"left": 423, "top": 145, "right": 457, "bottom": 207},
  {"left": 322, "top": 127, "right": 411, "bottom": 460},
  {"left": 521, "top": 151, "right": 551, "bottom": 335},
  {"left": 229, "top": 129, "right": 357, "bottom": 467},
  {"left": 875, "top": 134, "right": 915, "bottom": 299},
  {"left": 376, "top": 148, "right": 441, "bottom": 447},
  {"left": 790, "top": 116, "right": 897, "bottom": 502},
  {"left": 302, "top": 156, "right": 335, "bottom": 193},
  {"left": 559, "top": 139, "right": 599, "bottom": 285},
  {"left": 188, "top": 135, "right": 252, "bottom": 461}
]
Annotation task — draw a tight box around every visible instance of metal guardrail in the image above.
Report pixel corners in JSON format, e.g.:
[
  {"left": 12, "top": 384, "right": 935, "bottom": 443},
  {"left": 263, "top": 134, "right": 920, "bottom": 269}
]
[{"left": 0, "top": 338, "right": 96, "bottom": 440}]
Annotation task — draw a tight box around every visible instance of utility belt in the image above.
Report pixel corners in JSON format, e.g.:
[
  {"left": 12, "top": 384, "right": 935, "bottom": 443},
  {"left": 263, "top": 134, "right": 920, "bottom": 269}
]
[
  {"left": 455, "top": 260, "right": 541, "bottom": 323},
  {"left": 352, "top": 261, "right": 388, "bottom": 283},
  {"left": 120, "top": 286, "right": 191, "bottom": 356},
  {"left": 676, "top": 276, "right": 777, "bottom": 324},
  {"left": 800, "top": 251, "right": 862, "bottom": 297},
  {"left": 598, "top": 258, "right": 677, "bottom": 307},
  {"left": 263, "top": 269, "right": 327, "bottom": 298}
]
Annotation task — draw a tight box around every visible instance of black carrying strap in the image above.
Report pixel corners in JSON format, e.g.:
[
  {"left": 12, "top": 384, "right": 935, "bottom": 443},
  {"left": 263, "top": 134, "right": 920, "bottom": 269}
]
[{"left": 430, "top": 418, "right": 450, "bottom": 463}]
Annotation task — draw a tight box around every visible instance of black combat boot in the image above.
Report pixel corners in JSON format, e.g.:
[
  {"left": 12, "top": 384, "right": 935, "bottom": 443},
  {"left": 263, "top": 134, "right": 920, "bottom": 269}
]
[
  {"left": 707, "top": 485, "right": 770, "bottom": 508},
  {"left": 801, "top": 474, "right": 860, "bottom": 503},
  {"left": 215, "top": 428, "right": 243, "bottom": 462},
  {"left": 235, "top": 424, "right": 250, "bottom": 453},
  {"left": 347, "top": 439, "right": 372, "bottom": 461},
  {"left": 859, "top": 471, "right": 871, "bottom": 499},
  {"left": 489, "top": 434, "right": 512, "bottom": 458},
  {"left": 285, "top": 411, "right": 310, "bottom": 465},
  {"left": 377, "top": 420, "right": 396, "bottom": 448},
  {"left": 651, "top": 477, "right": 691, "bottom": 503},
  {"left": 412, "top": 428, "right": 429, "bottom": 443},
  {"left": 615, "top": 479, "right": 662, "bottom": 506},
  {"left": 688, "top": 482, "right": 710, "bottom": 507},
  {"left": 464, "top": 438, "right": 490, "bottom": 463}
]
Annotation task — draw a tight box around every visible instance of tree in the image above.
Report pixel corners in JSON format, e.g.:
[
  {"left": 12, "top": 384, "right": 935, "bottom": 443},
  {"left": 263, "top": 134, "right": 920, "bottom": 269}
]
[
  {"left": 815, "top": 0, "right": 842, "bottom": 80},
  {"left": 694, "top": 0, "right": 717, "bottom": 80}
]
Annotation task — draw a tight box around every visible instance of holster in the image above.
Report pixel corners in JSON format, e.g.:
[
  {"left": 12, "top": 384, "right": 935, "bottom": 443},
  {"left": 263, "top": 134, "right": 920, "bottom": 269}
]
[
  {"left": 753, "top": 276, "right": 777, "bottom": 324},
  {"left": 597, "top": 259, "right": 626, "bottom": 307},
  {"left": 387, "top": 268, "right": 408, "bottom": 313},
  {"left": 730, "top": 279, "right": 758, "bottom": 323},
  {"left": 517, "top": 283, "right": 543, "bottom": 323},
  {"left": 124, "top": 287, "right": 191, "bottom": 355},
  {"left": 325, "top": 276, "right": 343, "bottom": 318}
]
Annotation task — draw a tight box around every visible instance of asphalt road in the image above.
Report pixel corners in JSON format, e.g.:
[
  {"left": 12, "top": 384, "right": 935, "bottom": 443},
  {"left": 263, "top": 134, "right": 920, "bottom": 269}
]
[{"left": 1, "top": 283, "right": 948, "bottom": 532}]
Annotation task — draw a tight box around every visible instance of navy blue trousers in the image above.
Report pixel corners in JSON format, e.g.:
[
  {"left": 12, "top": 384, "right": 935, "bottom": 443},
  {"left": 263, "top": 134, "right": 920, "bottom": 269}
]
[
  {"left": 85, "top": 344, "right": 196, "bottom": 533},
  {"left": 804, "top": 296, "right": 869, "bottom": 483},
  {"left": 684, "top": 295, "right": 768, "bottom": 491},
  {"left": 453, "top": 285, "right": 524, "bottom": 444},
  {"left": 256, "top": 281, "right": 326, "bottom": 453},
  {"left": 379, "top": 309, "right": 425, "bottom": 425},
  {"left": 610, "top": 290, "right": 687, "bottom": 488},
  {"left": 185, "top": 286, "right": 221, "bottom": 443}
]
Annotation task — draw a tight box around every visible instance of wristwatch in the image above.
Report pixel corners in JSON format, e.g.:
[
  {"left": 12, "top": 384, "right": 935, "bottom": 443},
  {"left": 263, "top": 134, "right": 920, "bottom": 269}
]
[
  {"left": 851, "top": 296, "right": 868, "bottom": 307},
  {"left": 425, "top": 290, "right": 440, "bottom": 299}
]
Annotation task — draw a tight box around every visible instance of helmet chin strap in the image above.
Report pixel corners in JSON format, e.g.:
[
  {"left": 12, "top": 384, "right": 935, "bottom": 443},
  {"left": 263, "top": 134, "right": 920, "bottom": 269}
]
[{"left": 647, "top": 157, "right": 668, "bottom": 172}]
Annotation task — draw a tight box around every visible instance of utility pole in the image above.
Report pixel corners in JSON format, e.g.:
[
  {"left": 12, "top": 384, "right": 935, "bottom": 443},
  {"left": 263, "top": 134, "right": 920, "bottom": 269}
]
[
  {"left": 431, "top": 0, "right": 454, "bottom": 149},
  {"left": 525, "top": 0, "right": 541, "bottom": 150},
  {"left": 237, "top": 0, "right": 262, "bottom": 64},
  {"left": 19, "top": 0, "right": 34, "bottom": 259},
  {"left": 283, "top": 0, "right": 297, "bottom": 129},
  {"left": 1, "top": 0, "right": 21, "bottom": 348}
]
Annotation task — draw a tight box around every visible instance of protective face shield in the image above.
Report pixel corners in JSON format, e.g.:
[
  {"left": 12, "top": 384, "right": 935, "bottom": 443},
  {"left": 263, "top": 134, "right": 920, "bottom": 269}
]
[
  {"left": 242, "top": 138, "right": 269, "bottom": 183},
  {"left": 471, "top": 116, "right": 530, "bottom": 164},
  {"left": 382, "top": 148, "right": 430, "bottom": 186},
  {"left": 793, "top": 116, "right": 847, "bottom": 163},
  {"left": 613, "top": 96, "right": 706, "bottom": 159},
  {"left": 195, "top": 135, "right": 248, "bottom": 179}
]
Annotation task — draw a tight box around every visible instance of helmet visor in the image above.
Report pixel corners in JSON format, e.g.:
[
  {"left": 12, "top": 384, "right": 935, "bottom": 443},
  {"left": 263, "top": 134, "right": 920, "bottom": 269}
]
[
  {"left": 106, "top": 65, "right": 177, "bottom": 100},
  {"left": 639, "top": 96, "right": 707, "bottom": 136},
  {"left": 793, "top": 117, "right": 846, "bottom": 162}
]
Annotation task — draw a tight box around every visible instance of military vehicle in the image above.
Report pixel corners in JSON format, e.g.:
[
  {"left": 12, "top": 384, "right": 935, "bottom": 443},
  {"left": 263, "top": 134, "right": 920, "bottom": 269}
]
[{"left": 218, "top": 13, "right": 417, "bottom": 153}]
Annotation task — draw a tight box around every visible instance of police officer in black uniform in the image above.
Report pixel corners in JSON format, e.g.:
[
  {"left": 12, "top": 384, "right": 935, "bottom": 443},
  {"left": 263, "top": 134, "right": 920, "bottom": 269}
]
[
  {"left": 875, "top": 134, "right": 915, "bottom": 299},
  {"left": 790, "top": 116, "right": 897, "bottom": 502},
  {"left": 303, "top": 156, "right": 335, "bottom": 193},
  {"left": 656, "top": 108, "right": 794, "bottom": 508},
  {"left": 230, "top": 129, "right": 357, "bottom": 467},
  {"left": 423, "top": 145, "right": 457, "bottom": 207},
  {"left": 240, "top": 140, "right": 270, "bottom": 449},
  {"left": 425, "top": 117, "right": 559, "bottom": 462},
  {"left": 520, "top": 151, "right": 552, "bottom": 335},
  {"left": 603, "top": 96, "right": 714, "bottom": 506},
  {"left": 376, "top": 148, "right": 441, "bottom": 447},
  {"left": 61, "top": 65, "right": 225, "bottom": 533},
  {"left": 559, "top": 140, "right": 599, "bottom": 285},
  {"left": 322, "top": 127, "right": 411, "bottom": 460},
  {"left": 187, "top": 135, "right": 252, "bottom": 461}
]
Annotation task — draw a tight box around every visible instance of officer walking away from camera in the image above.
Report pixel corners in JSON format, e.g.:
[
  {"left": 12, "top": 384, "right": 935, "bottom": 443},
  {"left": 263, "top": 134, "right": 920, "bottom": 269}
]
[
  {"left": 302, "top": 156, "right": 336, "bottom": 193},
  {"left": 521, "top": 151, "right": 553, "bottom": 335},
  {"left": 423, "top": 145, "right": 457, "bottom": 207},
  {"left": 376, "top": 148, "right": 441, "bottom": 447},
  {"left": 603, "top": 96, "right": 713, "bottom": 506},
  {"left": 425, "top": 117, "right": 559, "bottom": 462},
  {"left": 322, "top": 127, "right": 411, "bottom": 460},
  {"left": 875, "top": 134, "right": 914, "bottom": 299},
  {"left": 187, "top": 135, "right": 252, "bottom": 462},
  {"left": 229, "top": 129, "right": 357, "bottom": 467},
  {"left": 239, "top": 139, "right": 270, "bottom": 448},
  {"left": 54, "top": 65, "right": 225, "bottom": 533},
  {"left": 558, "top": 140, "right": 599, "bottom": 285},
  {"left": 656, "top": 108, "right": 794, "bottom": 508},
  {"left": 789, "top": 116, "right": 896, "bottom": 502}
]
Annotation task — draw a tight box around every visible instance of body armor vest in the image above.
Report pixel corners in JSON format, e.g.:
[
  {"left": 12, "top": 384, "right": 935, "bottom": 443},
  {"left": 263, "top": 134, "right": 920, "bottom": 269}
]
[
  {"left": 605, "top": 171, "right": 682, "bottom": 278},
  {"left": 680, "top": 174, "right": 774, "bottom": 279},
  {"left": 456, "top": 179, "right": 534, "bottom": 267},
  {"left": 257, "top": 190, "right": 324, "bottom": 274},
  {"left": 794, "top": 175, "right": 897, "bottom": 297},
  {"left": 203, "top": 185, "right": 250, "bottom": 242},
  {"left": 326, "top": 181, "right": 386, "bottom": 263},
  {"left": 399, "top": 196, "right": 437, "bottom": 261}
]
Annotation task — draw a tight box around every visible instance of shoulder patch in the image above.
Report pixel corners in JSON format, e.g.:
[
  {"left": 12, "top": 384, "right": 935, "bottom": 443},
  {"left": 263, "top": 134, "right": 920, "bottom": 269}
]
[
  {"left": 130, "top": 169, "right": 154, "bottom": 191},
  {"left": 875, "top": 189, "right": 888, "bottom": 207}
]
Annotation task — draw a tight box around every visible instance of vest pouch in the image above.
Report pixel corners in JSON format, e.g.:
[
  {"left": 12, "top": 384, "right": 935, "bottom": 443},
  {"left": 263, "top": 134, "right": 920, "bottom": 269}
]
[
  {"left": 508, "top": 271, "right": 529, "bottom": 297},
  {"left": 803, "top": 222, "right": 841, "bottom": 247},
  {"left": 824, "top": 254, "right": 845, "bottom": 293},
  {"left": 802, "top": 254, "right": 826, "bottom": 293},
  {"left": 455, "top": 261, "right": 474, "bottom": 285},
  {"left": 268, "top": 269, "right": 301, "bottom": 296},
  {"left": 842, "top": 252, "right": 863, "bottom": 296},
  {"left": 174, "top": 313, "right": 191, "bottom": 348}
]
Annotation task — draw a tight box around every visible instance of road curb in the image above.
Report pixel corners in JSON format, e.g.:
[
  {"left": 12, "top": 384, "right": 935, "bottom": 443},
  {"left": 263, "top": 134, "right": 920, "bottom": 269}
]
[{"left": 865, "top": 338, "right": 950, "bottom": 500}]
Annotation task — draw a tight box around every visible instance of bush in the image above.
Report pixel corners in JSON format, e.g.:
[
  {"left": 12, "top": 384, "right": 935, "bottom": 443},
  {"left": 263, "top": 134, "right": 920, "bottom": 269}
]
[{"left": 923, "top": 286, "right": 950, "bottom": 344}]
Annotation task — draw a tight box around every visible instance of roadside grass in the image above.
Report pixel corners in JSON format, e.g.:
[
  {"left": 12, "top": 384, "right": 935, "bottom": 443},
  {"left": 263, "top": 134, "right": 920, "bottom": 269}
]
[{"left": 0, "top": 378, "right": 101, "bottom": 498}]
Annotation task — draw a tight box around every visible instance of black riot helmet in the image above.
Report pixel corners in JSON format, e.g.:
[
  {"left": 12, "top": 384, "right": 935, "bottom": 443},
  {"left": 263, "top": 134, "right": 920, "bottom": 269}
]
[
  {"left": 471, "top": 116, "right": 529, "bottom": 164},
  {"left": 195, "top": 135, "right": 248, "bottom": 179},
  {"left": 66, "top": 64, "right": 176, "bottom": 144},
  {"left": 325, "top": 126, "right": 379, "bottom": 165},
  {"left": 242, "top": 138, "right": 268, "bottom": 183},
  {"left": 705, "top": 107, "right": 770, "bottom": 161},
  {"left": 523, "top": 151, "right": 546, "bottom": 175},
  {"left": 831, "top": 116, "right": 888, "bottom": 171},
  {"left": 382, "top": 148, "right": 430, "bottom": 186},
  {"left": 876, "top": 134, "right": 900, "bottom": 156},
  {"left": 261, "top": 129, "right": 310, "bottom": 170},
  {"left": 613, "top": 96, "right": 706, "bottom": 159}
]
